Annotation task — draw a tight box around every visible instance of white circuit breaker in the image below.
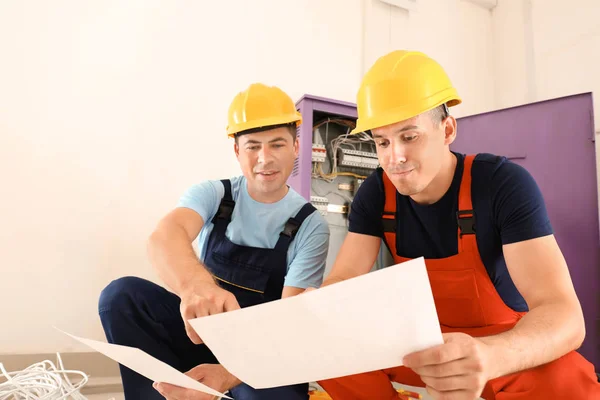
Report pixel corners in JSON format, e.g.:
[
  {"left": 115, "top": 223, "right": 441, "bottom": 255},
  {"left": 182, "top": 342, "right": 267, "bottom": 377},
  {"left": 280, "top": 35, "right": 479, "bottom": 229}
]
[
  {"left": 310, "top": 195, "right": 329, "bottom": 216},
  {"left": 311, "top": 144, "right": 326, "bottom": 163},
  {"left": 337, "top": 148, "right": 378, "bottom": 169}
]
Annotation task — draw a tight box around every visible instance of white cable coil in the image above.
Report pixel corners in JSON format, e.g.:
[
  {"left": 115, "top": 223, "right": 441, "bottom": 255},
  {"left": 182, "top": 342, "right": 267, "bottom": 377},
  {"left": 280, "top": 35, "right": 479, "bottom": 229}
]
[{"left": 0, "top": 353, "right": 89, "bottom": 400}]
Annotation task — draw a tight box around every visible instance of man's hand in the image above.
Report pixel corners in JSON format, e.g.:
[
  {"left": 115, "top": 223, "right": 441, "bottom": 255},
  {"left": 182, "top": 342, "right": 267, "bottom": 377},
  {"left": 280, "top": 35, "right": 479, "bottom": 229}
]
[
  {"left": 153, "top": 364, "right": 241, "bottom": 400},
  {"left": 403, "top": 333, "right": 492, "bottom": 400},
  {"left": 180, "top": 280, "right": 240, "bottom": 344}
]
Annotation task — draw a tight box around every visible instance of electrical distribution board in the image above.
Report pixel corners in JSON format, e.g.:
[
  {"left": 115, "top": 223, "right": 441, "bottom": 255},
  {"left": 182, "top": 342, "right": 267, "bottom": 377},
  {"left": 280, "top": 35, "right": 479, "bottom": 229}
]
[
  {"left": 310, "top": 118, "right": 376, "bottom": 219},
  {"left": 289, "top": 95, "right": 393, "bottom": 276}
]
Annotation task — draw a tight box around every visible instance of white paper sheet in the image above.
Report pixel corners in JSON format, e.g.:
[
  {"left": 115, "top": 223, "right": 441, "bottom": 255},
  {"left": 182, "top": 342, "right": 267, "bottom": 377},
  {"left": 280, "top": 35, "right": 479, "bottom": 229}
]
[
  {"left": 57, "top": 329, "right": 230, "bottom": 399},
  {"left": 189, "top": 257, "right": 443, "bottom": 389}
]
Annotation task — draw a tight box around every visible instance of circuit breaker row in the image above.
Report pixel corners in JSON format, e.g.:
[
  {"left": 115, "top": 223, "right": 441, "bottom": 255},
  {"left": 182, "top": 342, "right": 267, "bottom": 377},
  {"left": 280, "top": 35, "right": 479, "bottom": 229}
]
[
  {"left": 309, "top": 177, "right": 364, "bottom": 216},
  {"left": 310, "top": 196, "right": 349, "bottom": 216},
  {"left": 337, "top": 148, "right": 379, "bottom": 169},
  {"left": 312, "top": 145, "right": 378, "bottom": 170}
]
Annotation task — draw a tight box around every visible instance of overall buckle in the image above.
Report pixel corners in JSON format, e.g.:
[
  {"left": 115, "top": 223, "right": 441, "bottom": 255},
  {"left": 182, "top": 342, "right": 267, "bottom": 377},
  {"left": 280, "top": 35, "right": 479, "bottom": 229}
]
[
  {"left": 215, "top": 199, "right": 235, "bottom": 221},
  {"left": 281, "top": 218, "right": 301, "bottom": 238},
  {"left": 456, "top": 210, "right": 476, "bottom": 237}
]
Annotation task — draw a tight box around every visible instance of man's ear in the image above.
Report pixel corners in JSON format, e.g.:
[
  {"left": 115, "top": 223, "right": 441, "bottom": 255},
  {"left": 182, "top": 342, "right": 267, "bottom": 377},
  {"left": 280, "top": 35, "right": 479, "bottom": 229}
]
[
  {"left": 293, "top": 137, "right": 300, "bottom": 158},
  {"left": 443, "top": 116, "right": 457, "bottom": 146}
]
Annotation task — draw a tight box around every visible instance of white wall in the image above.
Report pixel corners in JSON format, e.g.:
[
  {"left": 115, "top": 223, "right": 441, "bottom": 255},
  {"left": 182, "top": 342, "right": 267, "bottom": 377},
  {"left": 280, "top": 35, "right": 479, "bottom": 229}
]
[
  {"left": 531, "top": 0, "right": 600, "bottom": 120},
  {"left": 494, "top": 0, "right": 600, "bottom": 124},
  {"left": 363, "top": 0, "right": 496, "bottom": 118},
  {"left": 0, "top": 0, "right": 363, "bottom": 354},
  {"left": 492, "top": 0, "right": 531, "bottom": 108}
]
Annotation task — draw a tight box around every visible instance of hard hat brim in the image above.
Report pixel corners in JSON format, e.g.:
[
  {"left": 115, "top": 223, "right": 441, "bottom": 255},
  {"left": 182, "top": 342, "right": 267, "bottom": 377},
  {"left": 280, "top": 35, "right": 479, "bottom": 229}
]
[{"left": 350, "top": 92, "right": 461, "bottom": 135}]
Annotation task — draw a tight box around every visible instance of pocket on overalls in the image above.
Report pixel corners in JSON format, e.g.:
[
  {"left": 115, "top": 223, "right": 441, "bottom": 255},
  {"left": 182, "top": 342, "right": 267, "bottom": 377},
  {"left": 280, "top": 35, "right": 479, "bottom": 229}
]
[
  {"left": 209, "top": 253, "right": 271, "bottom": 307},
  {"left": 427, "top": 269, "right": 487, "bottom": 328}
]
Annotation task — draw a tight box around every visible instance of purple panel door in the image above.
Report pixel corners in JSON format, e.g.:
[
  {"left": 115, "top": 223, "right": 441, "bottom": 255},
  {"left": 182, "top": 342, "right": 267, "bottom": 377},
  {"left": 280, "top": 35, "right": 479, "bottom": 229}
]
[{"left": 451, "top": 93, "right": 600, "bottom": 369}]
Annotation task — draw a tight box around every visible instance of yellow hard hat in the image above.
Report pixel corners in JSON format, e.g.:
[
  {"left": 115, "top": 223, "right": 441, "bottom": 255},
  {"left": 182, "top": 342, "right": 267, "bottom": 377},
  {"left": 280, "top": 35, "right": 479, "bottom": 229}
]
[
  {"left": 226, "top": 83, "right": 302, "bottom": 138},
  {"left": 351, "top": 50, "right": 461, "bottom": 134}
]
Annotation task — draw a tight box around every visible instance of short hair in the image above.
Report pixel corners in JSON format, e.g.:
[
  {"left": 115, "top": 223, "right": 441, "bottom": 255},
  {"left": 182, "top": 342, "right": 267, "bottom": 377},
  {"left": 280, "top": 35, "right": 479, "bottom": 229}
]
[
  {"left": 234, "top": 123, "right": 297, "bottom": 144},
  {"left": 428, "top": 103, "right": 450, "bottom": 124}
]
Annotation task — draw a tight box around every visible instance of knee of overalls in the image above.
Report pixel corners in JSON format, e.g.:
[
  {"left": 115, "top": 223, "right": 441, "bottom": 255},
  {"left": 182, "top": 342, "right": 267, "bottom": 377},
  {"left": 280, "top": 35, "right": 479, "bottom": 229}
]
[{"left": 98, "top": 276, "right": 153, "bottom": 315}]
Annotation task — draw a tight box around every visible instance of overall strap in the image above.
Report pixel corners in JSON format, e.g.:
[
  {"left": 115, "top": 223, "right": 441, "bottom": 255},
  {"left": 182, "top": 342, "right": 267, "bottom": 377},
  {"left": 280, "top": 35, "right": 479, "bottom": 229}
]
[
  {"left": 274, "top": 203, "right": 317, "bottom": 252},
  {"left": 211, "top": 179, "right": 235, "bottom": 235},
  {"left": 457, "top": 155, "right": 477, "bottom": 252},
  {"left": 382, "top": 171, "right": 398, "bottom": 256}
]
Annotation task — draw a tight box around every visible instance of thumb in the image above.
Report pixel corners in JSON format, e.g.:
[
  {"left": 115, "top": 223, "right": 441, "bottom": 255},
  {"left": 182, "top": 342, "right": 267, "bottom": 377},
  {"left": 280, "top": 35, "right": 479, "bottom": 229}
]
[
  {"left": 186, "top": 364, "right": 209, "bottom": 380},
  {"left": 442, "top": 332, "right": 468, "bottom": 343}
]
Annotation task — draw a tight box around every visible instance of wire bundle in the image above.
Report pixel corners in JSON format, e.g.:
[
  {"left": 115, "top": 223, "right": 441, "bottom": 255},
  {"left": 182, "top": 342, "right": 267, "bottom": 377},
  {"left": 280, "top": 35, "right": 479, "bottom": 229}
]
[
  {"left": 0, "top": 353, "right": 88, "bottom": 400},
  {"left": 313, "top": 118, "right": 375, "bottom": 182},
  {"left": 328, "top": 130, "right": 375, "bottom": 177}
]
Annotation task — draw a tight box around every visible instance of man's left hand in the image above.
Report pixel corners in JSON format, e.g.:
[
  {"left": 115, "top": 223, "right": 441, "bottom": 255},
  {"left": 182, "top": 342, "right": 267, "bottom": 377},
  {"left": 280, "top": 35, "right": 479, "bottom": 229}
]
[
  {"left": 403, "top": 332, "right": 493, "bottom": 400},
  {"left": 153, "top": 364, "right": 241, "bottom": 400}
]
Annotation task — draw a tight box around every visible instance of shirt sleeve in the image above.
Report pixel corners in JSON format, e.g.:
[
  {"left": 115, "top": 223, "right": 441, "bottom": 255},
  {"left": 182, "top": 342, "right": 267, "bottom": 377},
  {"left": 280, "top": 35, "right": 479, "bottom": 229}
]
[
  {"left": 490, "top": 160, "right": 554, "bottom": 245},
  {"left": 284, "top": 213, "right": 330, "bottom": 289},
  {"left": 348, "top": 169, "right": 385, "bottom": 238},
  {"left": 176, "top": 180, "right": 224, "bottom": 223}
]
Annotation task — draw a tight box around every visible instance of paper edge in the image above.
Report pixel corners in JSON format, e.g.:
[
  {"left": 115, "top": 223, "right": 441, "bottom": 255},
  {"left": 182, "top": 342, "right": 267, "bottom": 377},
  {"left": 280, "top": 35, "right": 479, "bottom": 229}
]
[{"left": 55, "top": 327, "right": 232, "bottom": 399}]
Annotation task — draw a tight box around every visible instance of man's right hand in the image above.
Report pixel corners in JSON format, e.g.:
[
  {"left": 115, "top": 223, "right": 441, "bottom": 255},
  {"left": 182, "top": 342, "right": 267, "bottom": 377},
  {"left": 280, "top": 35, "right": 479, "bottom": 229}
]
[
  {"left": 179, "top": 280, "right": 240, "bottom": 344},
  {"left": 154, "top": 363, "right": 241, "bottom": 400}
]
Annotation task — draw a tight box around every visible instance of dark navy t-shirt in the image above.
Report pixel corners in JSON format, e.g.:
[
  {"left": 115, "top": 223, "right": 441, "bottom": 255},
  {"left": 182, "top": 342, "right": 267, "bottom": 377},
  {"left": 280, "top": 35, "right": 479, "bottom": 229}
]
[{"left": 349, "top": 152, "right": 553, "bottom": 312}]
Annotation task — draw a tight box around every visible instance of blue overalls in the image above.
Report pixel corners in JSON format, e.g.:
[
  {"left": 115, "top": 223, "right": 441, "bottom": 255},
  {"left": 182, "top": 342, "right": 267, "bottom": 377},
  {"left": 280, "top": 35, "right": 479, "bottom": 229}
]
[{"left": 99, "top": 180, "right": 316, "bottom": 399}]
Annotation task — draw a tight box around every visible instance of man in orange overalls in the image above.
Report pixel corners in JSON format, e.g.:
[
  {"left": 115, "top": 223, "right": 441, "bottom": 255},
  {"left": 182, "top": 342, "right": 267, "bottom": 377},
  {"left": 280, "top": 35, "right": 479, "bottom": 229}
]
[{"left": 315, "top": 50, "right": 600, "bottom": 399}]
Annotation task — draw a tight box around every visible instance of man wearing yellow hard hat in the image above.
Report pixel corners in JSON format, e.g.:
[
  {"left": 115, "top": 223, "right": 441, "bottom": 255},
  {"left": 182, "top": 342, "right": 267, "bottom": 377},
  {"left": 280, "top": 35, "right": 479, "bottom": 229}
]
[
  {"left": 316, "top": 51, "right": 600, "bottom": 399},
  {"left": 98, "top": 83, "right": 329, "bottom": 399}
]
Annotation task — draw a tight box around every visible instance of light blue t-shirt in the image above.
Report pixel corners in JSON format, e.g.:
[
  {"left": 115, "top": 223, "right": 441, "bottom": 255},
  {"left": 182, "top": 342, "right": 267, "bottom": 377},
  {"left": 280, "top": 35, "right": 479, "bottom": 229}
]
[{"left": 177, "top": 176, "right": 330, "bottom": 289}]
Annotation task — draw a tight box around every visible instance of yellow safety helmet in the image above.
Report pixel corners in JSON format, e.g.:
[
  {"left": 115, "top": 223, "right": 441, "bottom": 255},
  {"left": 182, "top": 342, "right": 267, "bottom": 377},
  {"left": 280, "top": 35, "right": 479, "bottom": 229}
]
[
  {"left": 226, "top": 83, "right": 302, "bottom": 138},
  {"left": 351, "top": 50, "right": 461, "bottom": 135}
]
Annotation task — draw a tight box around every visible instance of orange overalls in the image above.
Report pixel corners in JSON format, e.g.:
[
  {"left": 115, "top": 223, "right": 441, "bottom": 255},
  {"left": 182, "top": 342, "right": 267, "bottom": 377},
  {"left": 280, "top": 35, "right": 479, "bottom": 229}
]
[{"left": 319, "top": 155, "right": 600, "bottom": 399}]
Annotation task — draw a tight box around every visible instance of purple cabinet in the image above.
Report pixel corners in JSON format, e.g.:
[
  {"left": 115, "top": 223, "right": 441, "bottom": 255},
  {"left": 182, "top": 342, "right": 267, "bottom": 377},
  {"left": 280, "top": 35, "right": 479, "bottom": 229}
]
[{"left": 451, "top": 92, "right": 599, "bottom": 368}]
